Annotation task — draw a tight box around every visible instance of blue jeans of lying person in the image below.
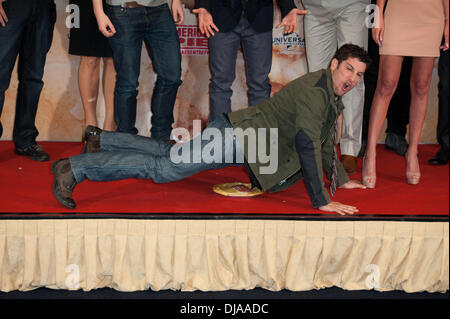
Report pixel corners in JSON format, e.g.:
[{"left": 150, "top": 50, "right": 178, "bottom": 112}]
[{"left": 69, "top": 115, "right": 244, "bottom": 184}]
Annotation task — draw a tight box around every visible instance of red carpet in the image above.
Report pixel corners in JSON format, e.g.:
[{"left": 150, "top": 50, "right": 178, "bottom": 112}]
[{"left": 0, "top": 141, "right": 448, "bottom": 218}]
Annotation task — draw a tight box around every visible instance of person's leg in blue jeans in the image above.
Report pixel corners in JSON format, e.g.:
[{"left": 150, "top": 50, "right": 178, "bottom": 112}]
[
  {"left": 0, "top": 1, "right": 27, "bottom": 139},
  {"left": 70, "top": 115, "right": 238, "bottom": 182},
  {"left": 52, "top": 115, "right": 242, "bottom": 208},
  {"left": 208, "top": 27, "right": 241, "bottom": 122},
  {"left": 13, "top": 1, "right": 56, "bottom": 150},
  {"left": 107, "top": 6, "right": 144, "bottom": 135},
  {"left": 100, "top": 130, "right": 174, "bottom": 155},
  {"left": 107, "top": 4, "right": 181, "bottom": 139},
  {"left": 143, "top": 5, "right": 182, "bottom": 140},
  {"left": 0, "top": 0, "right": 55, "bottom": 161}
]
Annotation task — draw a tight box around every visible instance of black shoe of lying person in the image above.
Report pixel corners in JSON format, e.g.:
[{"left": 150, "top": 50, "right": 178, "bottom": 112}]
[
  {"left": 52, "top": 158, "right": 77, "bottom": 209},
  {"left": 81, "top": 125, "right": 102, "bottom": 154}
]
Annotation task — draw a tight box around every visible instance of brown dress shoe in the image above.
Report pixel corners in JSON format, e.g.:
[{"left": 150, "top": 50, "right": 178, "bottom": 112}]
[
  {"left": 81, "top": 125, "right": 102, "bottom": 154},
  {"left": 341, "top": 155, "right": 358, "bottom": 174},
  {"left": 51, "top": 159, "right": 77, "bottom": 209}
]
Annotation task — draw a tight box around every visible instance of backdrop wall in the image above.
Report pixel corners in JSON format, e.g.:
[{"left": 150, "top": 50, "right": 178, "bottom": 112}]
[{"left": 0, "top": 1, "right": 441, "bottom": 143}]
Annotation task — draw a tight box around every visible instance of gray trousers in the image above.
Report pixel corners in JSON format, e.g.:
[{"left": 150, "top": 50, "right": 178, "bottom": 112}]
[
  {"left": 303, "top": 0, "right": 370, "bottom": 156},
  {"left": 208, "top": 14, "right": 272, "bottom": 122}
]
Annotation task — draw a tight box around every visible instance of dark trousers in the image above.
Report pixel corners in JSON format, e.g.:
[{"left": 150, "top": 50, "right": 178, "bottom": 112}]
[
  {"left": 0, "top": 0, "right": 56, "bottom": 149},
  {"left": 361, "top": 30, "right": 412, "bottom": 152},
  {"left": 437, "top": 49, "right": 449, "bottom": 150},
  {"left": 385, "top": 57, "right": 412, "bottom": 137}
]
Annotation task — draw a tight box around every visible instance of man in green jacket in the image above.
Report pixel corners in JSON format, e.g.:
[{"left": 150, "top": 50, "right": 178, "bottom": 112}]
[{"left": 52, "top": 44, "right": 371, "bottom": 215}]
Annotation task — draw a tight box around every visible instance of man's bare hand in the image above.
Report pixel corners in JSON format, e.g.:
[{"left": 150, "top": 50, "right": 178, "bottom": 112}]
[
  {"left": 95, "top": 12, "right": 116, "bottom": 38},
  {"left": 192, "top": 8, "right": 219, "bottom": 38},
  {"left": 276, "top": 8, "right": 307, "bottom": 34},
  {"left": 172, "top": 0, "right": 184, "bottom": 25},
  {"left": 0, "top": 0, "right": 8, "bottom": 27},
  {"left": 339, "top": 180, "right": 367, "bottom": 190},
  {"left": 319, "top": 202, "right": 359, "bottom": 215}
]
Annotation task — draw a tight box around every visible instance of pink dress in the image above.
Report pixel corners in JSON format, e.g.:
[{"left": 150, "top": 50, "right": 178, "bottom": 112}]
[{"left": 380, "top": 0, "right": 445, "bottom": 57}]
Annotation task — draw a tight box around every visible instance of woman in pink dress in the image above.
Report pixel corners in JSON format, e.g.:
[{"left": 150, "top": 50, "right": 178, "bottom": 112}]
[{"left": 362, "top": 0, "right": 449, "bottom": 187}]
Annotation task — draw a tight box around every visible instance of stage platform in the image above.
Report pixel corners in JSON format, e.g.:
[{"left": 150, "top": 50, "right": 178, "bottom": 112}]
[{"left": 0, "top": 142, "right": 448, "bottom": 293}]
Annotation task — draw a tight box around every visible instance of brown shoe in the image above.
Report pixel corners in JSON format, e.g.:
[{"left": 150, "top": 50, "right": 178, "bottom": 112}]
[
  {"left": 51, "top": 159, "right": 77, "bottom": 209},
  {"left": 81, "top": 125, "right": 102, "bottom": 154},
  {"left": 341, "top": 155, "right": 358, "bottom": 174}
]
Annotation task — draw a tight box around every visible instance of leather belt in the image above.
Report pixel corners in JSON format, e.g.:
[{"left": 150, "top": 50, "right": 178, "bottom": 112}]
[{"left": 122, "top": 1, "right": 143, "bottom": 8}]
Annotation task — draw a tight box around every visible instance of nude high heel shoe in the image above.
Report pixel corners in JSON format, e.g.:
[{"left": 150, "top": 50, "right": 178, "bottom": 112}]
[
  {"left": 362, "top": 157, "right": 376, "bottom": 188},
  {"left": 405, "top": 152, "right": 421, "bottom": 185},
  {"left": 406, "top": 171, "right": 421, "bottom": 185},
  {"left": 362, "top": 175, "right": 377, "bottom": 188}
]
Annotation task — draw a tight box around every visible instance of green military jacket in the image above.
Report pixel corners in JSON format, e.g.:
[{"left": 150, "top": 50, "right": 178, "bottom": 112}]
[{"left": 227, "top": 68, "right": 350, "bottom": 207}]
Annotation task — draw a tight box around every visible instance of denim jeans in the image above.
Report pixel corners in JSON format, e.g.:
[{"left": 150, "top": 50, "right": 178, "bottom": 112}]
[
  {"left": 0, "top": 0, "right": 56, "bottom": 148},
  {"left": 70, "top": 115, "right": 243, "bottom": 184},
  {"left": 208, "top": 14, "right": 272, "bottom": 122},
  {"left": 106, "top": 4, "right": 182, "bottom": 139}
]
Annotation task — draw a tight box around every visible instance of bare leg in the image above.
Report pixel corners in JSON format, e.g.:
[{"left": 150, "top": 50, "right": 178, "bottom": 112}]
[
  {"left": 362, "top": 55, "right": 403, "bottom": 187},
  {"left": 78, "top": 56, "right": 101, "bottom": 130},
  {"left": 405, "top": 56, "right": 435, "bottom": 184},
  {"left": 101, "top": 57, "right": 117, "bottom": 131}
]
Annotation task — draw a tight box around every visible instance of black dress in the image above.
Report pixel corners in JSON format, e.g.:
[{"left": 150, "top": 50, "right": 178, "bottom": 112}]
[{"left": 68, "top": 0, "right": 113, "bottom": 57}]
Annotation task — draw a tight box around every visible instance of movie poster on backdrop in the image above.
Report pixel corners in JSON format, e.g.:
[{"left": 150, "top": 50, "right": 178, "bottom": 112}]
[{"left": 173, "top": 0, "right": 308, "bottom": 141}]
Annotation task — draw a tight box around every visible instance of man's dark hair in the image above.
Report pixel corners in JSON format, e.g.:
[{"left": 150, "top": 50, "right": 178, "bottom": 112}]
[{"left": 333, "top": 44, "right": 372, "bottom": 68}]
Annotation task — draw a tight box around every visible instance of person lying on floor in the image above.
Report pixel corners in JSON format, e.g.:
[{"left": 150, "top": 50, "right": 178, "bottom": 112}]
[{"left": 52, "top": 44, "right": 371, "bottom": 215}]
